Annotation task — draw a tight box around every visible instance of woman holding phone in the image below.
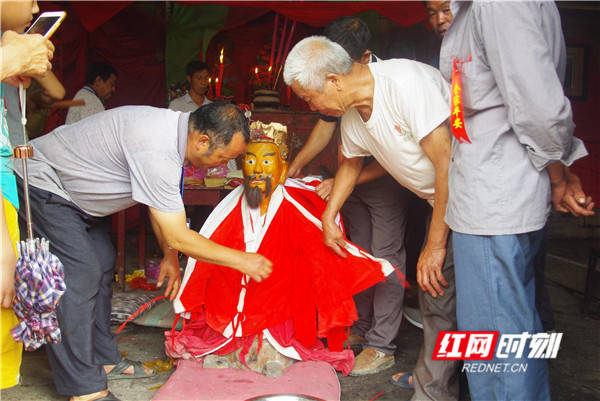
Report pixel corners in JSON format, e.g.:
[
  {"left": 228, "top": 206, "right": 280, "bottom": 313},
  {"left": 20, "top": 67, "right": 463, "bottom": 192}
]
[{"left": 0, "top": 0, "right": 54, "bottom": 392}]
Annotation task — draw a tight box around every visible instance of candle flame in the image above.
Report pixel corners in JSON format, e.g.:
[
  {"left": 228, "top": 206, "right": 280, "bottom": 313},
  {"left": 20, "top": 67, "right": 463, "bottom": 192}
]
[
  {"left": 208, "top": 77, "right": 212, "bottom": 83},
  {"left": 268, "top": 66, "right": 272, "bottom": 72},
  {"left": 219, "top": 48, "right": 224, "bottom": 64},
  {"left": 215, "top": 78, "right": 219, "bottom": 83},
  {"left": 254, "top": 67, "right": 258, "bottom": 74}
]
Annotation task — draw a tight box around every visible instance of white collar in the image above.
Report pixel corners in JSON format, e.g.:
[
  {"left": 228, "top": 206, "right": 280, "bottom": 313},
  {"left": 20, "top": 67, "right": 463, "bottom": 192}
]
[{"left": 242, "top": 185, "right": 284, "bottom": 252}]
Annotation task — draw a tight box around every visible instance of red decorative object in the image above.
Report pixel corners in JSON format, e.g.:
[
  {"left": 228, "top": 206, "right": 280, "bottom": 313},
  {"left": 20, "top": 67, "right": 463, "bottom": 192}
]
[
  {"left": 129, "top": 277, "right": 158, "bottom": 291},
  {"left": 268, "top": 14, "right": 279, "bottom": 84},
  {"left": 450, "top": 57, "right": 472, "bottom": 144},
  {"left": 254, "top": 66, "right": 262, "bottom": 85},
  {"left": 274, "top": 17, "right": 288, "bottom": 76},
  {"left": 216, "top": 48, "right": 224, "bottom": 97},
  {"left": 281, "top": 21, "right": 296, "bottom": 69}
]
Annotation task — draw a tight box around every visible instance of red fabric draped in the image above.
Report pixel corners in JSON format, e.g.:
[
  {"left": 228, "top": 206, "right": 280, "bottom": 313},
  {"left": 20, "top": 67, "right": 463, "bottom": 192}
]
[
  {"left": 63, "top": 0, "right": 428, "bottom": 30},
  {"left": 178, "top": 187, "right": 387, "bottom": 351},
  {"left": 176, "top": 1, "right": 427, "bottom": 28},
  {"left": 165, "top": 317, "right": 356, "bottom": 375},
  {"left": 70, "top": 1, "right": 133, "bottom": 32}
]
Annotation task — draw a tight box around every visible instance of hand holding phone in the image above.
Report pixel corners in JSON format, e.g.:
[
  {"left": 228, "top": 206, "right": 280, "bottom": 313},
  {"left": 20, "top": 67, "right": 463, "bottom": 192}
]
[
  {"left": 0, "top": 31, "right": 53, "bottom": 80},
  {"left": 1, "top": 11, "right": 64, "bottom": 81},
  {"left": 26, "top": 11, "right": 66, "bottom": 39}
]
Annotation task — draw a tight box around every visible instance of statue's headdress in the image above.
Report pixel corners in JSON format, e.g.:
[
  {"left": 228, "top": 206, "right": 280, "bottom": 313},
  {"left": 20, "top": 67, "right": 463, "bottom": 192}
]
[{"left": 249, "top": 121, "right": 289, "bottom": 161}]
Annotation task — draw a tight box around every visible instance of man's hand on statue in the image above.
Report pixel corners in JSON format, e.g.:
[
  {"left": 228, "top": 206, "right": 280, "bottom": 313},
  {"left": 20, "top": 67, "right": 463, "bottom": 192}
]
[
  {"left": 322, "top": 219, "right": 347, "bottom": 258},
  {"left": 556, "top": 171, "right": 595, "bottom": 217},
  {"left": 316, "top": 178, "right": 334, "bottom": 201},
  {"left": 240, "top": 253, "right": 273, "bottom": 282},
  {"left": 157, "top": 256, "right": 182, "bottom": 301},
  {"left": 416, "top": 246, "right": 447, "bottom": 298}
]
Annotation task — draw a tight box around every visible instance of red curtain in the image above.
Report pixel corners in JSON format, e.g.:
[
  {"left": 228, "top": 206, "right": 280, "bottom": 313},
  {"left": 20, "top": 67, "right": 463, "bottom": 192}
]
[
  {"left": 41, "top": 1, "right": 166, "bottom": 128},
  {"left": 70, "top": 1, "right": 133, "bottom": 32},
  {"left": 177, "top": 1, "right": 427, "bottom": 28},
  {"left": 44, "top": 1, "right": 428, "bottom": 117}
]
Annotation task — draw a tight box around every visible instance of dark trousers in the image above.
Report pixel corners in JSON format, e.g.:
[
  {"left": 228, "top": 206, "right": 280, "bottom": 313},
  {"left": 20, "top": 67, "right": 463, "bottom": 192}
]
[
  {"left": 412, "top": 228, "right": 459, "bottom": 401},
  {"left": 342, "top": 175, "right": 409, "bottom": 354},
  {"left": 16, "top": 178, "right": 121, "bottom": 396}
]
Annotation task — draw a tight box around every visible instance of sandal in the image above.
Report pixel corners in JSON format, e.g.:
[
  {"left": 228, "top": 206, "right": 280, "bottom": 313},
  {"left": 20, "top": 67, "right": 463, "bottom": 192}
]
[
  {"left": 94, "top": 392, "right": 121, "bottom": 401},
  {"left": 390, "top": 372, "right": 414, "bottom": 389},
  {"left": 68, "top": 391, "right": 121, "bottom": 401},
  {"left": 106, "top": 359, "right": 155, "bottom": 380}
]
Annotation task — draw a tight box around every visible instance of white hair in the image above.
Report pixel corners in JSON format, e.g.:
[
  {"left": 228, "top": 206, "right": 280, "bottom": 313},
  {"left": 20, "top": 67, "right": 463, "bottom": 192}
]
[{"left": 283, "top": 36, "right": 353, "bottom": 91}]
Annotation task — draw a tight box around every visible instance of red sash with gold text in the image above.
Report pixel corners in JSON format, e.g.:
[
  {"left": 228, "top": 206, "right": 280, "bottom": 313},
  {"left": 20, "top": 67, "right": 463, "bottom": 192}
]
[{"left": 450, "top": 57, "right": 471, "bottom": 144}]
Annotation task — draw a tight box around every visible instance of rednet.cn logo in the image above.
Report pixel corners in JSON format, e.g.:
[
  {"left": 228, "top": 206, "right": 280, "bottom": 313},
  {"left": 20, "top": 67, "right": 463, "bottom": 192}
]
[{"left": 432, "top": 331, "right": 563, "bottom": 374}]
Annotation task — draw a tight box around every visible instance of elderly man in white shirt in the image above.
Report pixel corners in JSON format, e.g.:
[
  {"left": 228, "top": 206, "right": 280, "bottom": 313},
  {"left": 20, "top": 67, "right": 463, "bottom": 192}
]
[{"left": 284, "top": 35, "right": 456, "bottom": 389}]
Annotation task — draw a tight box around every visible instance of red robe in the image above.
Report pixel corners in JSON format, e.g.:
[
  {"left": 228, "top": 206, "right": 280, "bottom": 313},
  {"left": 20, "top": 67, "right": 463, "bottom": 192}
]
[{"left": 171, "top": 179, "right": 396, "bottom": 373}]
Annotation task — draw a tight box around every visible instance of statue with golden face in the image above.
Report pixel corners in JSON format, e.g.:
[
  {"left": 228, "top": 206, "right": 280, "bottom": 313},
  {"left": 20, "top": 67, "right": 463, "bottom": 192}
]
[
  {"left": 242, "top": 141, "right": 288, "bottom": 215},
  {"left": 171, "top": 121, "right": 397, "bottom": 377}
]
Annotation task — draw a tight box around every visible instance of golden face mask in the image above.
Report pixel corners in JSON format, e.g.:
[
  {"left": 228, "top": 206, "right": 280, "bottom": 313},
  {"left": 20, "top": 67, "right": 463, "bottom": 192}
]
[{"left": 243, "top": 141, "right": 285, "bottom": 192}]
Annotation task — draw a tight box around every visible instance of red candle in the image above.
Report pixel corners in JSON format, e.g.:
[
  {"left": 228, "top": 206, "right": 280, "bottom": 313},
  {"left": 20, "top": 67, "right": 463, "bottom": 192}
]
[
  {"left": 215, "top": 77, "right": 220, "bottom": 98},
  {"left": 268, "top": 14, "right": 279, "bottom": 84},
  {"left": 254, "top": 67, "right": 262, "bottom": 85},
  {"left": 274, "top": 17, "right": 288, "bottom": 75},
  {"left": 217, "top": 48, "right": 224, "bottom": 97},
  {"left": 281, "top": 21, "right": 296, "bottom": 69}
]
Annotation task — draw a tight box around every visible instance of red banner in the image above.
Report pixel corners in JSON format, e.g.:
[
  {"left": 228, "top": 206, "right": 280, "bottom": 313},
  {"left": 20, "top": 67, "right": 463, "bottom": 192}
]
[{"left": 450, "top": 57, "right": 471, "bottom": 144}]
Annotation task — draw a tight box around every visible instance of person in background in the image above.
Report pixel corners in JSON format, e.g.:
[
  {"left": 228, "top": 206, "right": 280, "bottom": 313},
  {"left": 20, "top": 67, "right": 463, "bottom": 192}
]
[
  {"left": 65, "top": 61, "right": 117, "bottom": 124},
  {"left": 424, "top": 0, "right": 452, "bottom": 68},
  {"left": 170, "top": 61, "right": 224, "bottom": 232},
  {"left": 287, "top": 16, "right": 410, "bottom": 377},
  {"left": 0, "top": 0, "right": 55, "bottom": 390},
  {"left": 440, "top": 2, "right": 594, "bottom": 400},
  {"left": 169, "top": 60, "right": 212, "bottom": 112}
]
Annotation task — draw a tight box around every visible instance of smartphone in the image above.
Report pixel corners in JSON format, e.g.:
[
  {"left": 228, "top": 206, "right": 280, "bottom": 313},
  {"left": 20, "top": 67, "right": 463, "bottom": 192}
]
[{"left": 26, "top": 11, "right": 66, "bottom": 39}]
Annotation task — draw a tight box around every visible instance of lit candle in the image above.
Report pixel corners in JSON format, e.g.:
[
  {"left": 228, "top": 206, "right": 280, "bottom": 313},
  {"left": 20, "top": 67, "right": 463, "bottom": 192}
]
[
  {"left": 217, "top": 48, "right": 224, "bottom": 98},
  {"left": 254, "top": 67, "right": 262, "bottom": 85},
  {"left": 208, "top": 77, "right": 213, "bottom": 97},
  {"left": 215, "top": 77, "right": 219, "bottom": 98}
]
